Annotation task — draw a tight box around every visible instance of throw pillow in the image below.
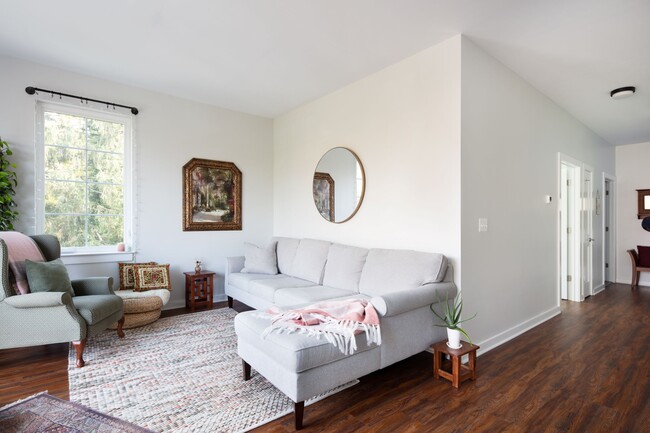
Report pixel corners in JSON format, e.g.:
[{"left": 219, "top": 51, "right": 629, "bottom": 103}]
[
  {"left": 133, "top": 264, "right": 171, "bottom": 292},
  {"left": 119, "top": 262, "right": 156, "bottom": 290},
  {"left": 638, "top": 245, "right": 650, "bottom": 267},
  {"left": 242, "top": 242, "right": 278, "bottom": 275},
  {"left": 25, "top": 258, "right": 75, "bottom": 296}
]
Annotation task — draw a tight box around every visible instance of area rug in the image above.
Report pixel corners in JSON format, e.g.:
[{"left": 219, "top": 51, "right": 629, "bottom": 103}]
[
  {"left": 0, "top": 392, "right": 154, "bottom": 433},
  {"left": 68, "top": 308, "right": 356, "bottom": 433}
]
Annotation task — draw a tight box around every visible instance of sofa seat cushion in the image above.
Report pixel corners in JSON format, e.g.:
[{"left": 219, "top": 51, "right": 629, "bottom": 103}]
[
  {"left": 72, "top": 295, "right": 123, "bottom": 325},
  {"left": 235, "top": 310, "right": 378, "bottom": 373},
  {"left": 274, "top": 285, "right": 358, "bottom": 308},
  {"left": 228, "top": 273, "right": 284, "bottom": 292},
  {"left": 248, "top": 277, "right": 314, "bottom": 304}
]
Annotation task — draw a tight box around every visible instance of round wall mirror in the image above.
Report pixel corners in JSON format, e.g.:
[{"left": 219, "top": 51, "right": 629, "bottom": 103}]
[{"left": 312, "top": 147, "right": 365, "bottom": 223}]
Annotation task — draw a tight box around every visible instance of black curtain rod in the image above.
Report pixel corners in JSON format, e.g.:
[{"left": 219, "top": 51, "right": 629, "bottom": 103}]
[{"left": 25, "top": 86, "right": 139, "bottom": 115}]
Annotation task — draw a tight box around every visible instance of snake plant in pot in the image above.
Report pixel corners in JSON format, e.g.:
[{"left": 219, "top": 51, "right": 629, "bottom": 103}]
[{"left": 430, "top": 291, "right": 476, "bottom": 349}]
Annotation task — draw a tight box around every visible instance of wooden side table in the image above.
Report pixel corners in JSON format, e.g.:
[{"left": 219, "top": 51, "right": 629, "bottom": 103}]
[
  {"left": 432, "top": 340, "right": 480, "bottom": 389},
  {"left": 184, "top": 271, "right": 215, "bottom": 312}
]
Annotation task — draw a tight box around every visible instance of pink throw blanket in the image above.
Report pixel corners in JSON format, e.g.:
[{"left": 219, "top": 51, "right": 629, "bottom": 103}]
[
  {"left": 262, "top": 299, "right": 381, "bottom": 355},
  {"left": 0, "top": 231, "right": 45, "bottom": 295}
]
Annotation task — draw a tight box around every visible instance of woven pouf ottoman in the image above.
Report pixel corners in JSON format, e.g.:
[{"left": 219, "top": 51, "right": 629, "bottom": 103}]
[{"left": 109, "top": 296, "right": 164, "bottom": 329}]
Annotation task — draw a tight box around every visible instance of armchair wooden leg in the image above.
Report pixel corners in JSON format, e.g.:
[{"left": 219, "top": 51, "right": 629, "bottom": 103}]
[
  {"left": 295, "top": 401, "right": 304, "bottom": 430},
  {"left": 227, "top": 296, "right": 234, "bottom": 308},
  {"left": 243, "top": 360, "right": 251, "bottom": 381},
  {"left": 72, "top": 339, "right": 87, "bottom": 368},
  {"left": 116, "top": 316, "right": 125, "bottom": 338}
]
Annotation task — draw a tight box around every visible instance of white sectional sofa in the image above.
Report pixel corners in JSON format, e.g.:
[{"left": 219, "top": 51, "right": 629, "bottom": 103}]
[{"left": 226, "top": 237, "right": 456, "bottom": 429}]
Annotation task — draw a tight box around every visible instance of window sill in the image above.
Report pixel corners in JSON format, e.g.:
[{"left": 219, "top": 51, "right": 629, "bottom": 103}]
[{"left": 61, "top": 251, "right": 136, "bottom": 265}]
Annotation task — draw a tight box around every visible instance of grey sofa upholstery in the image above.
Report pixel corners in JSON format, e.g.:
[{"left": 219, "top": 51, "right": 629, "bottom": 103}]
[
  {"left": 226, "top": 237, "right": 456, "bottom": 429},
  {"left": 0, "top": 234, "right": 125, "bottom": 367}
]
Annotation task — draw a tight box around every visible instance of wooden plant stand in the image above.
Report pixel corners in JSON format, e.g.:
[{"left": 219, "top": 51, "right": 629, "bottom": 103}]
[{"left": 432, "top": 340, "right": 480, "bottom": 389}]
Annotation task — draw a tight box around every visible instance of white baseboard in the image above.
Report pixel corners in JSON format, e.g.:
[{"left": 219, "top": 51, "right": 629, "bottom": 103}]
[
  {"left": 162, "top": 294, "right": 228, "bottom": 311},
  {"left": 592, "top": 284, "right": 606, "bottom": 295},
  {"left": 475, "top": 306, "right": 561, "bottom": 356}
]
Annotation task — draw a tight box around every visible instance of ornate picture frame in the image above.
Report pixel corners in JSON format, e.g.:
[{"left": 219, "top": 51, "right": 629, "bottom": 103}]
[
  {"left": 183, "top": 158, "right": 242, "bottom": 231},
  {"left": 313, "top": 172, "right": 335, "bottom": 221}
]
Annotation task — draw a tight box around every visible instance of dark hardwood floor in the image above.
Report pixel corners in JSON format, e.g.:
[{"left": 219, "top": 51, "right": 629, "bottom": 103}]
[{"left": 1, "top": 283, "right": 649, "bottom": 432}]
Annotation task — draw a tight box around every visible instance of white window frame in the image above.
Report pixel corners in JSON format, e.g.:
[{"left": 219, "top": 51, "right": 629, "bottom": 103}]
[{"left": 35, "top": 101, "right": 135, "bottom": 257}]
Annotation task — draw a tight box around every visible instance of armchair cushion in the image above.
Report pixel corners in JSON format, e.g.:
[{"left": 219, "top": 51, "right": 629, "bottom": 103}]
[
  {"left": 25, "top": 258, "right": 74, "bottom": 296},
  {"left": 72, "top": 295, "right": 123, "bottom": 325},
  {"left": 637, "top": 245, "right": 650, "bottom": 267}
]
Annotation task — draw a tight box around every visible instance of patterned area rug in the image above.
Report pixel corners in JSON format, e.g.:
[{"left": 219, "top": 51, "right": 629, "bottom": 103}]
[
  {"left": 68, "top": 308, "right": 356, "bottom": 433},
  {"left": 0, "top": 392, "right": 154, "bottom": 433}
]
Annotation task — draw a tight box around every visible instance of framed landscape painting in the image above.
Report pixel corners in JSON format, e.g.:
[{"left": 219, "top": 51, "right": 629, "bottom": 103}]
[{"left": 183, "top": 158, "right": 242, "bottom": 231}]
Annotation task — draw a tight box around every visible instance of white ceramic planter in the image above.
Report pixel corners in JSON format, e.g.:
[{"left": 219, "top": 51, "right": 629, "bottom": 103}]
[{"left": 447, "top": 328, "right": 462, "bottom": 349}]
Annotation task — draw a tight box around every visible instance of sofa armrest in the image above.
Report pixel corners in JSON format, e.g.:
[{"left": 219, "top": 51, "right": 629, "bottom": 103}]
[
  {"left": 4, "top": 292, "right": 72, "bottom": 309},
  {"left": 226, "top": 256, "right": 245, "bottom": 274},
  {"left": 370, "top": 282, "right": 457, "bottom": 318},
  {"left": 71, "top": 277, "right": 114, "bottom": 296}
]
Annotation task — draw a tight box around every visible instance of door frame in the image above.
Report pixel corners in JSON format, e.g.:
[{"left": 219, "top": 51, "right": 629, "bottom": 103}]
[
  {"left": 558, "top": 153, "right": 583, "bottom": 303},
  {"left": 601, "top": 173, "right": 616, "bottom": 289},
  {"left": 581, "top": 164, "right": 594, "bottom": 300}
]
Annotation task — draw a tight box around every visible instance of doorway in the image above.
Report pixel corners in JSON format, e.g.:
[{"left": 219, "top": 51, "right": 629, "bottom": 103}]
[
  {"left": 582, "top": 165, "right": 594, "bottom": 299},
  {"left": 603, "top": 174, "right": 616, "bottom": 287},
  {"left": 559, "top": 156, "right": 581, "bottom": 302}
]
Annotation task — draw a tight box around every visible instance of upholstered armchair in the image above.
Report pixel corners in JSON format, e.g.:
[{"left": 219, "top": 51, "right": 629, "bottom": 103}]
[{"left": 0, "top": 234, "right": 125, "bottom": 367}]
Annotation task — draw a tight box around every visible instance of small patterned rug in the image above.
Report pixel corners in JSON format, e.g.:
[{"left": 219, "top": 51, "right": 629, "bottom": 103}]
[
  {"left": 0, "top": 392, "right": 154, "bottom": 433},
  {"left": 68, "top": 308, "right": 356, "bottom": 433}
]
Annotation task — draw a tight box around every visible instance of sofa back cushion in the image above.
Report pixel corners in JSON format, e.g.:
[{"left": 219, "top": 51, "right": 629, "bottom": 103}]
[
  {"left": 322, "top": 243, "right": 369, "bottom": 292},
  {"left": 289, "top": 239, "right": 331, "bottom": 284},
  {"left": 274, "top": 237, "right": 301, "bottom": 275},
  {"left": 358, "top": 249, "right": 448, "bottom": 296}
]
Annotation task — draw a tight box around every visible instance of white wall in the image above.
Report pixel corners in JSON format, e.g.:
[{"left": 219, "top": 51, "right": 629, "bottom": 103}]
[
  {"left": 460, "top": 38, "right": 615, "bottom": 351},
  {"left": 273, "top": 36, "right": 462, "bottom": 267},
  {"left": 615, "top": 141, "right": 650, "bottom": 285},
  {"left": 0, "top": 55, "right": 274, "bottom": 309}
]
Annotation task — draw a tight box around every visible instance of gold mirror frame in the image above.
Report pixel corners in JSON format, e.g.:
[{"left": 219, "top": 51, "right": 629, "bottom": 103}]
[{"left": 312, "top": 147, "right": 365, "bottom": 224}]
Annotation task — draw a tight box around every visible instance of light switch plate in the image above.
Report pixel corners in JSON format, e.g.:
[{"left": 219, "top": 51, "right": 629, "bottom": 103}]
[{"left": 478, "top": 218, "right": 488, "bottom": 232}]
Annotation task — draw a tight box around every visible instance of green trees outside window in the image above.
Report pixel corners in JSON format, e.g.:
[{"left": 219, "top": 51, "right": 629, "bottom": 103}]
[{"left": 43, "top": 110, "right": 126, "bottom": 248}]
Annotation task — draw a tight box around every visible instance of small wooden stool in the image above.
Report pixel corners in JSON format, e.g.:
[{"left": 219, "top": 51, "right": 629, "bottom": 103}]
[{"left": 432, "top": 340, "right": 480, "bottom": 389}]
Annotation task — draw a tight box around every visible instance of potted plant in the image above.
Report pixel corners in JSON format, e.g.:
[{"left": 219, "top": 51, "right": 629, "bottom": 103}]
[
  {"left": 430, "top": 291, "right": 476, "bottom": 349},
  {"left": 0, "top": 137, "right": 18, "bottom": 231}
]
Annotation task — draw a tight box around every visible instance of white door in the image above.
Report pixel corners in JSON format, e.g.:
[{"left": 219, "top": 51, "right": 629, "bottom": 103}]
[
  {"left": 560, "top": 160, "right": 581, "bottom": 301},
  {"left": 582, "top": 165, "right": 594, "bottom": 299}
]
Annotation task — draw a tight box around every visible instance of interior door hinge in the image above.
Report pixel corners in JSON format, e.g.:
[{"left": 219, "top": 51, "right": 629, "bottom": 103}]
[
  {"left": 567, "top": 275, "right": 573, "bottom": 282},
  {"left": 567, "top": 227, "right": 571, "bottom": 234},
  {"left": 606, "top": 263, "right": 609, "bottom": 268},
  {"left": 567, "top": 179, "right": 571, "bottom": 187},
  {"left": 606, "top": 226, "right": 609, "bottom": 232}
]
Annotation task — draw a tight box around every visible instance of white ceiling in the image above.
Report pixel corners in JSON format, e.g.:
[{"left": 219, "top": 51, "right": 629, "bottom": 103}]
[{"left": 0, "top": 0, "right": 648, "bottom": 145}]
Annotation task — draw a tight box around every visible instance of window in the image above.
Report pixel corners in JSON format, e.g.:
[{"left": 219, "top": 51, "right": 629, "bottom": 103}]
[{"left": 36, "top": 103, "right": 133, "bottom": 253}]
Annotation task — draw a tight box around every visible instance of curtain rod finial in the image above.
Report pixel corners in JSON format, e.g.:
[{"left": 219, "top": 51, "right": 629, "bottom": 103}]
[
  {"left": 25, "top": 86, "right": 36, "bottom": 95},
  {"left": 130, "top": 107, "right": 139, "bottom": 115}
]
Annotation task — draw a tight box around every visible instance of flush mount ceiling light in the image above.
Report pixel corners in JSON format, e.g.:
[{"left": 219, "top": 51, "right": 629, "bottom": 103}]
[{"left": 610, "top": 86, "right": 636, "bottom": 99}]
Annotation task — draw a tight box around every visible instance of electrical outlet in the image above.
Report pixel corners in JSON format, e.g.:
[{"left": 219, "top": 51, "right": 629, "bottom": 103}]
[{"left": 478, "top": 218, "right": 488, "bottom": 232}]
